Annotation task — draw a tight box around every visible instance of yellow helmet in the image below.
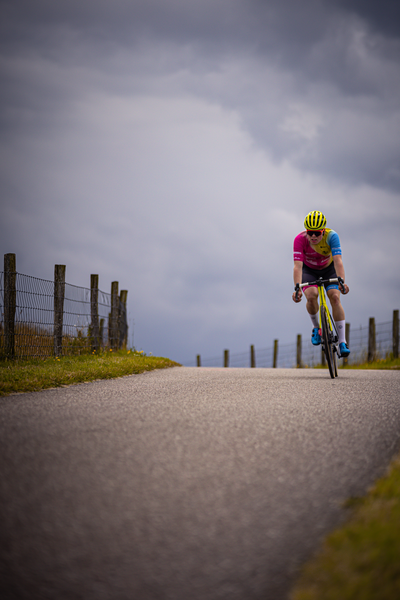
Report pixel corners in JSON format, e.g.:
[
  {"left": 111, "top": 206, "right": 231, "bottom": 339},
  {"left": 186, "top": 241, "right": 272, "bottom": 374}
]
[{"left": 304, "top": 211, "right": 327, "bottom": 230}]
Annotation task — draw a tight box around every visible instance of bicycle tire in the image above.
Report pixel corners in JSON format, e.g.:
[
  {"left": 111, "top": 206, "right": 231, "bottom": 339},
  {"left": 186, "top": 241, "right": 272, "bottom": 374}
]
[
  {"left": 321, "top": 306, "right": 335, "bottom": 378},
  {"left": 332, "top": 343, "right": 338, "bottom": 377},
  {"left": 331, "top": 319, "right": 338, "bottom": 377}
]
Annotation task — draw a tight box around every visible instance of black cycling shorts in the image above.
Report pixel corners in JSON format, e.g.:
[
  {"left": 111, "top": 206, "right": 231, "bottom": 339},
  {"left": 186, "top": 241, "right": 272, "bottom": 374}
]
[{"left": 302, "top": 262, "right": 339, "bottom": 291}]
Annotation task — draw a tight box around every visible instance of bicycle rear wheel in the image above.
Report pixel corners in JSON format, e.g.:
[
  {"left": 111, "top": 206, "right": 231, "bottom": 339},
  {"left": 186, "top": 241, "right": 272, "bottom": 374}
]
[{"left": 321, "top": 306, "right": 335, "bottom": 379}]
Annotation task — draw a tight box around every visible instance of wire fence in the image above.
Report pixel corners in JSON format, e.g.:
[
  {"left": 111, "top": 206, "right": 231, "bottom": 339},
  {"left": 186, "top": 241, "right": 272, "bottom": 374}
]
[
  {"left": 0, "top": 270, "right": 128, "bottom": 358},
  {"left": 1, "top": 259, "right": 397, "bottom": 367},
  {"left": 187, "top": 315, "right": 399, "bottom": 368}
]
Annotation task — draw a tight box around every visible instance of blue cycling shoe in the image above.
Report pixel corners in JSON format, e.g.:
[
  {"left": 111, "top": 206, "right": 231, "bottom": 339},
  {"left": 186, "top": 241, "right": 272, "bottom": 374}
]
[
  {"left": 311, "top": 328, "right": 321, "bottom": 346},
  {"left": 339, "top": 342, "right": 350, "bottom": 358}
]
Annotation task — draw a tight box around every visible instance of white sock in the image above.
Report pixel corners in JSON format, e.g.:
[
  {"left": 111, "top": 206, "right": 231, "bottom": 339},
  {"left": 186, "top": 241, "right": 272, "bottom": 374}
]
[
  {"left": 336, "top": 320, "right": 346, "bottom": 344},
  {"left": 309, "top": 312, "right": 319, "bottom": 328}
]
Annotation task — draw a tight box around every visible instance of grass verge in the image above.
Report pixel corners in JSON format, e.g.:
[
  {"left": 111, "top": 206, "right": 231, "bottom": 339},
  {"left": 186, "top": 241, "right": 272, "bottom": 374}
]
[
  {"left": 0, "top": 350, "right": 181, "bottom": 396},
  {"left": 342, "top": 356, "right": 400, "bottom": 370},
  {"left": 290, "top": 454, "right": 400, "bottom": 600}
]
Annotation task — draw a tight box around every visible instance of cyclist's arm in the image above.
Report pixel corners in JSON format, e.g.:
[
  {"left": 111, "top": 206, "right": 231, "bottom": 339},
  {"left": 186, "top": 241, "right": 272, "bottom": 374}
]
[
  {"left": 293, "top": 261, "right": 303, "bottom": 302},
  {"left": 293, "top": 260, "right": 303, "bottom": 287},
  {"left": 332, "top": 255, "right": 349, "bottom": 294}
]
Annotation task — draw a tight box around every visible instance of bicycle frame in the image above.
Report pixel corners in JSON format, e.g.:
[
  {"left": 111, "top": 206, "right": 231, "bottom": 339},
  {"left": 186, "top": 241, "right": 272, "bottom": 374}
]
[{"left": 317, "top": 284, "right": 335, "bottom": 334}]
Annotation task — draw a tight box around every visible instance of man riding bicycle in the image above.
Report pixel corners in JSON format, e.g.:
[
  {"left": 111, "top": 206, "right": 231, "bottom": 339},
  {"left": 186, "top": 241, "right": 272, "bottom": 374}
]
[{"left": 292, "top": 211, "right": 350, "bottom": 358}]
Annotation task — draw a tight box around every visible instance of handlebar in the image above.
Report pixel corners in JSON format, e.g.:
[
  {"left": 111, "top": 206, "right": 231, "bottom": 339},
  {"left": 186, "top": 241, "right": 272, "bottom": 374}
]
[{"left": 295, "top": 277, "right": 345, "bottom": 300}]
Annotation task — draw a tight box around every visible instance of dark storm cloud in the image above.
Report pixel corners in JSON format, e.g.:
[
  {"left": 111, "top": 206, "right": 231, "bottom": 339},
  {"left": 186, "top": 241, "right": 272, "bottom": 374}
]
[
  {"left": 2, "top": 0, "right": 399, "bottom": 101},
  {"left": 330, "top": 0, "right": 400, "bottom": 38},
  {"left": 1, "top": 0, "right": 400, "bottom": 194},
  {"left": 1, "top": 0, "right": 400, "bottom": 195},
  {"left": 3, "top": 0, "right": 398, "bottom": 67},
  {"left": 1, "top": 0, "right": 255, "bottom": 50}
]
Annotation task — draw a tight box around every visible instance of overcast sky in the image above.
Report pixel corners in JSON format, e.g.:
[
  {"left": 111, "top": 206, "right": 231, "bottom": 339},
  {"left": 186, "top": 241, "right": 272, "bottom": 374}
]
[{"left": 1, "top": 0, "right": 399, "bottom": 365}]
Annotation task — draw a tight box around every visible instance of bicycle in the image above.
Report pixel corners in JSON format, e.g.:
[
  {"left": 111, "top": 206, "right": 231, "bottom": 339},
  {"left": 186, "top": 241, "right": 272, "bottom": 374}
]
[{"left": 295, "top": 277, "right": 346, "bottom": 379}]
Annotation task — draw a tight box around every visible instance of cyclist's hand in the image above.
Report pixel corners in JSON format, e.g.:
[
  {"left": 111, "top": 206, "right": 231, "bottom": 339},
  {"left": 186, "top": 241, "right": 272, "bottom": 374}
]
[
  {"left": 337, "top": 277, "right": 349, "bottom": 295},
  {"left": 338, "top": 277, "right": 349, "bottom": 294},
  {"left": 292, "top": 289, "right": 302, "bottom": 302}
]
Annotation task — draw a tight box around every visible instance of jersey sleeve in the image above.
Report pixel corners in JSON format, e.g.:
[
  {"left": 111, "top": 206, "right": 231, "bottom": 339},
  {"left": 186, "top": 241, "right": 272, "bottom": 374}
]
[
  {"left": 293, "top": 233, "right": 304, "bottom": 262},
  {"left": 327, "top": 230, "right": 342, "bottom": 256}
]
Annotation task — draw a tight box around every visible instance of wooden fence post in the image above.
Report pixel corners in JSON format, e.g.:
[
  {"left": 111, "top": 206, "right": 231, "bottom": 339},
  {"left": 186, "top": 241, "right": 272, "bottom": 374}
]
[
  {"left": 368, "top": 317, "right": 376, "bottom": 363},
  {"left": 344, "top": 323, "right": 350, "bottom": 365},
  {"left": 4, "top": 253, "right": 16, "bottom": 358},
  {"left": 296, "top": 334, "right": 302, "bottom": 368},
  {"left": 273, "top": 339, "right": 278, "bottom": 368},
  {"left": 250, "top": 345, "right": 256, "bottom": 368},
  {"left": 90, "top": 274, "right": 99, "bottom": 352},
  {"left": 110, "top": 281, "right": 119, "bottom": 350},
  {"left": 393, "top": 310, "right": 399, "bottom": 359},
  {"left": 54, "top": 265, "right": 66, "bottom": 356},
  {"left": 99, "top": 318, "right": 104, "bottom": 349},
  {"left": 196, "top": 354, "right": 201, "bottom": 367},
  {"left": 119, "top": 290, "right": 128, "bottom": 349},
  {"left": 224, "top": 349, "right": 229, "bottom": 368}
]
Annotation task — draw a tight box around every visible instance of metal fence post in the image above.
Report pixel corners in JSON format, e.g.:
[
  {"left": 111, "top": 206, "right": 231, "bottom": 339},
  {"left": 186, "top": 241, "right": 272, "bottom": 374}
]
[
  {"left": 250, "top": 345, "right": 256, "bottom": 368},
  {"left": 368, "top": 317, "right": 376, "bottom": 363},
  {"left": 393, "top": 310, "right": 399, "bottom": 359},
  {"left": 4, "top": 253, "right": 16, "bottom": 358},
  {"left": 273, "top": 339, "right": 278, "bottom": 368},
  {"left": 110, "top": 282, "right": 119, "bottom": 350},
  {"left": 90, "top": 274, "right": 99, "bottom": 352},
  {"left": 54, "top": 265, "right": 66, "bottom": 356},
  {"left": 296, "top": 334, "right": 302, "bottom": 368},
  {"left": 224, "top": 349, "right": 229, "bottom": 368}
]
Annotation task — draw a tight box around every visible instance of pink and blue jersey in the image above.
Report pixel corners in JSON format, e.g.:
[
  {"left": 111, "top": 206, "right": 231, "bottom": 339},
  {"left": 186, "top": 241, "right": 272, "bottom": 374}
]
[{"left": 293, "top": 229, "right": 342, "bottom": 269}]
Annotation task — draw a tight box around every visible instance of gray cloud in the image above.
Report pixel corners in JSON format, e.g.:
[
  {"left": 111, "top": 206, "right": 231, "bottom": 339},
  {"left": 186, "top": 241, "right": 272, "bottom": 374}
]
[
  {"left": 330, "top": 0, "right": 400, "bottom": 38},
  {"left": 2, "top": 0, "right": 400, "bottom": 191}
]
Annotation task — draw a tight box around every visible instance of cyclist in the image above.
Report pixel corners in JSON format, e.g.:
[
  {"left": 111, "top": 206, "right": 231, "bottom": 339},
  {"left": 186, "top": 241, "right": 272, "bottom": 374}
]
[{"left": 292, "top": 211, "right": 350, "bottom": 358}]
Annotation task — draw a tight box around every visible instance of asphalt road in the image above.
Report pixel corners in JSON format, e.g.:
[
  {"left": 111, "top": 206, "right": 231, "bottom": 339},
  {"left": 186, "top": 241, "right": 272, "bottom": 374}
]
[{"left": 1, "top": 367, "right": 400, "bottom": 600}]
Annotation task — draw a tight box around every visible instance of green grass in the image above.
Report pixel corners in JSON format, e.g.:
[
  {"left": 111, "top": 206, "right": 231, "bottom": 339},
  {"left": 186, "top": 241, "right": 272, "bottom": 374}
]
[
  {"left": 343, "top": 355, "right": 400, "bottom": 370},
  {"left": 290, "top": 454, "right": 400, "bottom": 600},
  {"left": 0, "top": 349, "right": 181, "bottom": 396},
  {"left": 311, "top": 356, "right": 400, "bottom": 370}
]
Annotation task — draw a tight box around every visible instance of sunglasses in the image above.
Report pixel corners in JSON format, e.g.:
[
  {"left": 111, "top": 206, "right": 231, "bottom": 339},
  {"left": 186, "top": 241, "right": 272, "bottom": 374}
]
[{"left": 306, "top": 230, "right": 323, "bottom": 237}]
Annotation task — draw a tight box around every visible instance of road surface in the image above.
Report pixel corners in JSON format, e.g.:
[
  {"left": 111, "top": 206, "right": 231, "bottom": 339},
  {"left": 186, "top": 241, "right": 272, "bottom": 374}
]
[{"left": 1, "top": 367, "right": 400, "bottom": 599}]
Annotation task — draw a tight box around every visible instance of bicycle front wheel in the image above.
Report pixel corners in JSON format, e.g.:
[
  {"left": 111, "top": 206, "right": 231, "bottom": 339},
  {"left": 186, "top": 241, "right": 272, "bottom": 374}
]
[
  {"left": 333, "top": 343, "right": 338, "bottom": 377},
  {"left": 321, "top": 306, "right": 335, "bottom": 379},
  {"left": 330, "top": 317, "right": 338, "bottom": 377}
]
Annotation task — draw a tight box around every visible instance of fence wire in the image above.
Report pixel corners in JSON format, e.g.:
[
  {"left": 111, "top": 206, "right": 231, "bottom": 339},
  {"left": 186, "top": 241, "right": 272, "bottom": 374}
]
[
  {"left": 0, "top": 271, "right": 128, "bottom": 358},
  {"left": 188, "top": 317, "right": 398, "bottom": 368}
]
